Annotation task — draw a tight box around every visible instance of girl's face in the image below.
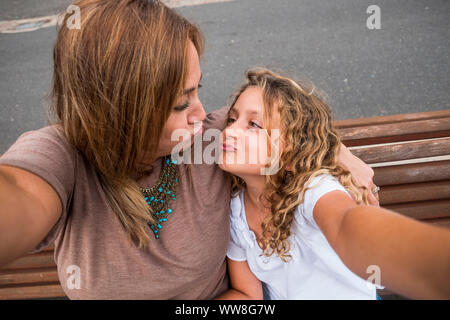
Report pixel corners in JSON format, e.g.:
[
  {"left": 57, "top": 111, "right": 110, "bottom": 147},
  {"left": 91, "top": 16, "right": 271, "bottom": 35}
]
[{"left": 219, "top": 86, "right": 281, "bottom": 177}]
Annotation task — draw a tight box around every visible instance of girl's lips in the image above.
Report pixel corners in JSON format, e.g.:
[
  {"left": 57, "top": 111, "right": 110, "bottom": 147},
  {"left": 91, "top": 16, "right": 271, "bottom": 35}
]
[{"left": 222, "top": 143, "right": 237, "bottom": 151}]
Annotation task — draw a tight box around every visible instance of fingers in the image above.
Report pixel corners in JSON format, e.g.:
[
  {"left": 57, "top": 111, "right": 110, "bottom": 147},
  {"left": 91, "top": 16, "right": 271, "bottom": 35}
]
[
  {"left": 348, "top": 187, "right": 379, "bottom": 207},
  {"left": 368, "top": 191, "right": 380, "bottom": 207},
  {"left": 366, "top": 178, "right": 380, "bottom": 207},
  {"left": 367, "top": 180, "right": 380, "bottom": 206}
]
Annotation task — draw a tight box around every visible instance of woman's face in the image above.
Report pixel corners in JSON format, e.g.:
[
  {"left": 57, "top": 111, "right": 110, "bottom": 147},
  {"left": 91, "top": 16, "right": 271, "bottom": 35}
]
[
  {"left": 157, "top": 41, "right": 206, "bottom": 158},
  {"left": 219, "top": 86, "right": 281, "bottom": 178}
]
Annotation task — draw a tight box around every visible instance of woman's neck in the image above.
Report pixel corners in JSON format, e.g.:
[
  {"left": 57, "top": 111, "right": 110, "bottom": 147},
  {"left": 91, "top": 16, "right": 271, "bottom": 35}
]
[{"left": 130, "top": 157, "right": 161, "bottom": 181}]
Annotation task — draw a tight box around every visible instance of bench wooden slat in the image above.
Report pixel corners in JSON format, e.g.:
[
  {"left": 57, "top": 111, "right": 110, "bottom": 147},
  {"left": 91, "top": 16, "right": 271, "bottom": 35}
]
[
  {"left": 350, "top": 137, "right": 450, "bottom": 164},
  {"left": 384, "top": 199, "right": 450, "bottom": 220},
  {"left": 2, "top": 251, "right": 55, "bottom": 271},
  {"left": 335, "top": 109, "right": 450, "bottom": 129},
  {"left": 0, "top": 283, "right": 65, "bottom": 300},
  {"left": 339, "top": 118, "right": 450, "bottom": 147},
  {"left": 425, "top": 217, "right": 450, "bottom": 228},
  {"left": 378, "top": 180, "right": 450, "bottom": 205},
  {"left": 35, "top": 245, "right": 55, "bottom": 253},
  {"left": 342, "top": 131, "right": 450, "bottom": 147},
  {"left": 373, "top": 160, "right": 450, "bottom": 186},
  {"left": 0, "top": 267, "right": 59, "bottom": 286}
]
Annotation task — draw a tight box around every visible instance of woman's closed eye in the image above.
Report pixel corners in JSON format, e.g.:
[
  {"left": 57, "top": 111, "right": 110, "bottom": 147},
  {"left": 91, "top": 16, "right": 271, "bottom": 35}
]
[
  {"left": 174, "top": 101, "right": 190, "bottom": 111},
  {"left": 173, "top": 84, "right": 203, "bottom": 112}
]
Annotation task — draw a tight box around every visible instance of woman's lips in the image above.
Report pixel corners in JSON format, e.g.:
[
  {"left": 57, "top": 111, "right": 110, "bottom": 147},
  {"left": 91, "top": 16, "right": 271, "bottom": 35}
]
[{"left": 222, "top": 142, "right": 237, "bottom": 151}]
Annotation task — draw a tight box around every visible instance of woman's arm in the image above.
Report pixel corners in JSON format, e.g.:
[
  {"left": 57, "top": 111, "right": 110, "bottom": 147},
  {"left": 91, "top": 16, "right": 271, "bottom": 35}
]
[
  {"left": 0, "top": 165, "right": 62, "bottom": 267},
  {"left": 337, "top": 143, "right": 379, "bottom": 206},
  {"left": 216, "top": 258, "right": 263, "bottom": 300},
  {"left": 313, "top": 190, "right": 450, "bottom": 299}
]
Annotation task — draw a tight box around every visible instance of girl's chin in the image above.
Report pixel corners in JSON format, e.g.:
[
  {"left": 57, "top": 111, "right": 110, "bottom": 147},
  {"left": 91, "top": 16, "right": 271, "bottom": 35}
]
[
  {"left": 218, "top": 162, "right": 242, "bottom": 175},
  {"left": 218, "top": 162, "right": 260, "bottom": 177},
  {"left": 218, "top": 162, "right": 232, "bottom": 173}
]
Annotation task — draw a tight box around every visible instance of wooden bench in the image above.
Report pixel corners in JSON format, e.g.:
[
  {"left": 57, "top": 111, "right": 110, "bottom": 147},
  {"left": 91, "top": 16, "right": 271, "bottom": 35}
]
[
  {"left": 0, "top": 109, "right": 449, "bottom": 300},
  {"left": 0, "top": 246, "right": 65, "bottom": 299}
]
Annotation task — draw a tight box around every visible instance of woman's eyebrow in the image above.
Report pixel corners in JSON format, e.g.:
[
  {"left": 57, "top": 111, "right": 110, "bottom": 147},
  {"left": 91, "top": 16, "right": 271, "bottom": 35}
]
[{"left": 182, "top": 73, "right": 203, "bottom": 96}]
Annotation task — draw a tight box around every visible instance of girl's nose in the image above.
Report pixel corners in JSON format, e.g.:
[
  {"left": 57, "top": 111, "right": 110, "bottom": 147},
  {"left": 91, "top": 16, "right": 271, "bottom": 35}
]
[{"left": 224, "top": 126, "right": 242, "bottom": 140}]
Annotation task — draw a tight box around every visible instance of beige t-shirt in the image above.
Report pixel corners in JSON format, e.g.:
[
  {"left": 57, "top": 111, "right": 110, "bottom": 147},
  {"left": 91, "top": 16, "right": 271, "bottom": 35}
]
[{"left": 0, "top": 106, "right": 231, "bottom": 299}]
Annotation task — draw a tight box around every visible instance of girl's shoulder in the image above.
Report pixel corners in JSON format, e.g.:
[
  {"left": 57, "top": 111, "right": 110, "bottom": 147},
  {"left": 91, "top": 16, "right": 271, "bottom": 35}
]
[
  {"left": 229, "top": 191, "right": 244, "bottom": 221},
  {"left": 296, "top": 173, "right": 352, "bottom": 225}
]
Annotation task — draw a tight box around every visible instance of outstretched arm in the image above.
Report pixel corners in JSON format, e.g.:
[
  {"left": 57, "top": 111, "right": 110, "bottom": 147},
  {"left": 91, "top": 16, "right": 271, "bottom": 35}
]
[
  {"left": 0, "top": 165, "right": 62, "bottom": 267},
  {"left": 314, "top": 190, "right": 450, "bottom": 299}
]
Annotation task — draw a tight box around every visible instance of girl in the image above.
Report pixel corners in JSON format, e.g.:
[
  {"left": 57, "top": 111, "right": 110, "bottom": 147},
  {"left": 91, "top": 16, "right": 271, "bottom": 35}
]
[{"left": 217, "top": 68, "right": 450, "bottom": 300}]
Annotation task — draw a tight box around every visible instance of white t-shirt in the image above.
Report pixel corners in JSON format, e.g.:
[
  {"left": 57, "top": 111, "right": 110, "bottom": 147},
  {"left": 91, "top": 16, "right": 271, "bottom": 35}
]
[{"left": 227, "top": 173, "right": 382, "bottom": 300}]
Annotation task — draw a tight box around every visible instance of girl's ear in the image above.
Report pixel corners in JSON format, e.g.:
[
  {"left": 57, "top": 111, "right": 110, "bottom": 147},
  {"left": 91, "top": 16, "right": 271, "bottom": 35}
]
[{"left": 285, "top": 164, "right": 293, "bottom": 172}]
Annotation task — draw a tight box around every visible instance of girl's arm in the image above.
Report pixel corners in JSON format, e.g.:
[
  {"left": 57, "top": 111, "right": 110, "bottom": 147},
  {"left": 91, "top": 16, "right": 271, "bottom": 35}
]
[
  {"left": 314, "top": 190, "right": 450, "bottom": 299},
  {"left": 216, "top": 258, "right": 263, "bottom": 300}
]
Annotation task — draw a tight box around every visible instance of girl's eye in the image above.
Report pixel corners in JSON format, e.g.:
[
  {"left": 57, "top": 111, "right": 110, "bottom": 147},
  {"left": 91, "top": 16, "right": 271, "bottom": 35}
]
[
  {"left": 174, "top": 101, "right": 190, "bottom": 112},
  {"left": 250, "top": 121, "right": 262, "bottom": 129},
  {"left": 226, "top": 117, "right": 236, "bottom": 125}
]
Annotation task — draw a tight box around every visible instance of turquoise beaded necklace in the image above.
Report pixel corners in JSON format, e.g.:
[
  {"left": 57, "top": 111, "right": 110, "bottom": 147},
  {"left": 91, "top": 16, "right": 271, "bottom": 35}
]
[{"left": 139, "top": 155, "right": 179, "bottom": 239}]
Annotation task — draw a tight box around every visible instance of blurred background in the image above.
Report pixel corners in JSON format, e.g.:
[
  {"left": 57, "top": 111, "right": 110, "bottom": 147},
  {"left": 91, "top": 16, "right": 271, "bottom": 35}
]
[{"left": 1, "top": 0, "right": 449, "bottom": 153}]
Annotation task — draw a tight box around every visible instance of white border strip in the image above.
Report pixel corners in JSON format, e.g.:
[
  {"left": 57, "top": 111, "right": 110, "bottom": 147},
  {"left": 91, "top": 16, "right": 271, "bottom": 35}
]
[
  {"left": 0, "top": 14, "right": 61, "bottom": 34},
  {"left": 369, "top": 155, "right": 450, "bottom": 168},
  {"left": 164, "top": 0, "right": 234, "bottom": 7},
  {"left": 348, "top": 137, "right": 450, "bottom": 167},
  {"left": 0, "top": 0, "right": 235, "bottom": 34},
  {"left": 348, "top": 136, "right": 450, "bottom": 150}
]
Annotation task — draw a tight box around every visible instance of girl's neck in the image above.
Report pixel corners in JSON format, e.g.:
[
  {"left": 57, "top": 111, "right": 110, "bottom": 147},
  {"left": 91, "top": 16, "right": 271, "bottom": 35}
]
[{"left": 242, "top": 176, "right": 271, "bottom": 212}]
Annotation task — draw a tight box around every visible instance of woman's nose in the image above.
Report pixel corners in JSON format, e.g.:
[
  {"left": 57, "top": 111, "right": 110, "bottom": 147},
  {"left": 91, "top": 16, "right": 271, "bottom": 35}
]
[{"left": 188, "top": 98, "right": 206, "bottom": 124}]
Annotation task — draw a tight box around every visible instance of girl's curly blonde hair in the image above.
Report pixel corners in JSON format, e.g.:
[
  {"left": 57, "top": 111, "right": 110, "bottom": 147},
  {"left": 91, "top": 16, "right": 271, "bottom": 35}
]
[{"left": 226, "top": 67, "right": 371, "bottom": 262}]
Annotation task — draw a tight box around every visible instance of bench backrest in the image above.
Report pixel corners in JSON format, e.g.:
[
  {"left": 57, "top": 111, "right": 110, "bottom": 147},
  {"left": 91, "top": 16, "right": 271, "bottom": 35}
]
[{"left": 336, "top": 109, "right": 450, "bottom": 228}]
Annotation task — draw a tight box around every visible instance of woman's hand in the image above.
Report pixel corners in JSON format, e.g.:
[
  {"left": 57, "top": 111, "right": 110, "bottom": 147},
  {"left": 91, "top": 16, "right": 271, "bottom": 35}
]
[{"left": 338, "top": 143, "right": 379, "bottom": 206}]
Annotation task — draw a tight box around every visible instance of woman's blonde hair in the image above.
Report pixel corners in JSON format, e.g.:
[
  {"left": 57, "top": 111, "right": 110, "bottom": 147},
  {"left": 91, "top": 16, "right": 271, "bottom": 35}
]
[
  {"left": 226, "top": 67, "right": 371, "bottom": 261},
  {"left": 47, "top": 0, "right": 203, "bottom": 249}
]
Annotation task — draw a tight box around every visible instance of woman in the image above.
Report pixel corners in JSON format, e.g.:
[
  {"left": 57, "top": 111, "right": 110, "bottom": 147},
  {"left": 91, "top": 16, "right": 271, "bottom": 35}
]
[{"left": 0, "top": 0, "right": 377, "bottom": 299}]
